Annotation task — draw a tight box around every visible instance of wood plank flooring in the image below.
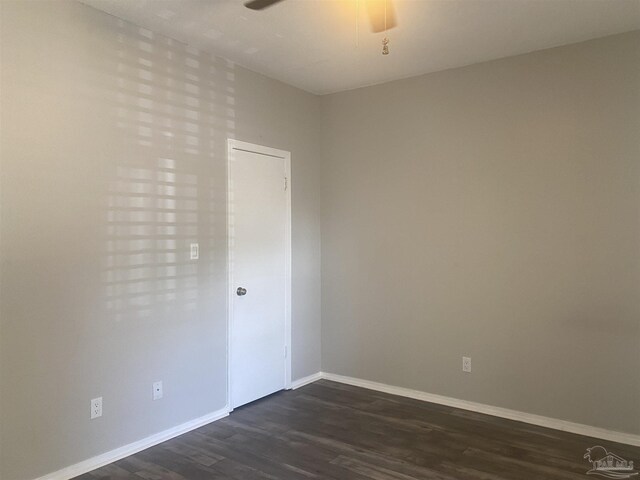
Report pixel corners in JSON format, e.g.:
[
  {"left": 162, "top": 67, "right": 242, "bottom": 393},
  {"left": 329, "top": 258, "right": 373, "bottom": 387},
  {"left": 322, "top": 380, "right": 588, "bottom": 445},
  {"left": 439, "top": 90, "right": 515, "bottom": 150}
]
[{"left": 75, "top": 380, "right": 640, "bottom": 480}]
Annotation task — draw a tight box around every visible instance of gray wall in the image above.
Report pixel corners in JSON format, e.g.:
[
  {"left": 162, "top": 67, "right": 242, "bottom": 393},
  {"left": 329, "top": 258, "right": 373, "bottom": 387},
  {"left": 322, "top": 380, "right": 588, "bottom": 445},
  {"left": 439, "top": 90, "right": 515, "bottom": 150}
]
[
  {"left": 0, "top": 1, "right": 320, "bottom": 479},
  {"left": 321, "top": 31, "right": 640, "bottom": 436},
  {"left": 1, "top": 2, "right": 638, "bottom": 478}
]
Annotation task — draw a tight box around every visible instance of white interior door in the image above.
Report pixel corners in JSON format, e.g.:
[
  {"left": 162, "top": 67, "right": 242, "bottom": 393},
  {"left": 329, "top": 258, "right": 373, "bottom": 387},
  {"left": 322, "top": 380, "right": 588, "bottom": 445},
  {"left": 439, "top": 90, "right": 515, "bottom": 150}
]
[{"left": 228, "top": 140, "right": 290, "bottom": 409}]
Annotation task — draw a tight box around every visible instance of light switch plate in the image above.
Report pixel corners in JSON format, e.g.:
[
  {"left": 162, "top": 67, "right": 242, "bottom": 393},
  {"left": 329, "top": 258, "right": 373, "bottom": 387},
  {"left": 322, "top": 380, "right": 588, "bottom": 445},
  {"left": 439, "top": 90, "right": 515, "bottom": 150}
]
[
  {"left": 190, "top": 243, "right": 199, "bottom": 260},
  {"left": 153, "top": 381, "right": 163, "bottom": 400}
]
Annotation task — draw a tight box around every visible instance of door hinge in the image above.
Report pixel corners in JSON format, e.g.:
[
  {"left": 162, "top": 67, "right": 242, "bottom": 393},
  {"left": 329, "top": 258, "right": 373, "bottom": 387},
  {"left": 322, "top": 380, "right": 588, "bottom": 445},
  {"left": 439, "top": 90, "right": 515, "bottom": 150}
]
[{"left": 284, "top": 176, "right": 288, "bottom": 191}]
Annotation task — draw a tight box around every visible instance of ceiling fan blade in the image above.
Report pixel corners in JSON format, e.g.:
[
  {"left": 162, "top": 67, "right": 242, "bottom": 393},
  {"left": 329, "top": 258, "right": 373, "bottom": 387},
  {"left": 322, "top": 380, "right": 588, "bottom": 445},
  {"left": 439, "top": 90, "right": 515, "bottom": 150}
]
[
  {"left": 244, "top": 0, "right": 285, "bottom": 10},
  {"left": 366, "top": 0, "right": 397, "bottom": 33}
]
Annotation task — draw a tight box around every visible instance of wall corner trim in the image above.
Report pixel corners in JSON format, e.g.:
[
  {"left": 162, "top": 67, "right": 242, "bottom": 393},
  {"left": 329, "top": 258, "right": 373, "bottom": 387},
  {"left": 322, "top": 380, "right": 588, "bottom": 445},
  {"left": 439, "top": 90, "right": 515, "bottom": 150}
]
[
  {"left": 33, "top": 407, "right": 230, "bottom": 480},
  {"left": 318, "top": 372, "right": 640, "bottom": 447}
]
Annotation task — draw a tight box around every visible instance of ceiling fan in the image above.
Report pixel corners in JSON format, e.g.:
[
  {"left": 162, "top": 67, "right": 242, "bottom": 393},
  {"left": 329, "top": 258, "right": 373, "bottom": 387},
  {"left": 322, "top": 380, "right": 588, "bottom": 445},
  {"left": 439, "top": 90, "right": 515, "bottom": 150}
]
[{"left": 244, "top": 0, "right": 397, "bottom": 34}]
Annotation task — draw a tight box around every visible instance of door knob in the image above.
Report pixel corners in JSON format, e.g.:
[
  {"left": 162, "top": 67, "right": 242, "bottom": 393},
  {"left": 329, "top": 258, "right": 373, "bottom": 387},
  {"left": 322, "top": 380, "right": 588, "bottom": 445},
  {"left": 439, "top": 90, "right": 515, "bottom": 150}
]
[{"left": 236, "top": 287, "right": 247, "bottom": 296}]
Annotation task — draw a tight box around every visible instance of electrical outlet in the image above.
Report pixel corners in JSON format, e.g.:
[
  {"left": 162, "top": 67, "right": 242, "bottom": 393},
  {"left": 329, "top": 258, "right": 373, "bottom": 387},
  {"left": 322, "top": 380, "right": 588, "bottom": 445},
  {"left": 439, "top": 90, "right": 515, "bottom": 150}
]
[
  {"left": 153, "top": 381, "right": 163, "bottom": 400},
  {"left": 190, "top": 243, "right": 199, "bottom": 260},
  {"left": 90, "top": 397, "right": 102, "bottom": 419},
  {"left": 462, "top": 356, "right": 472, "bottom": 373}
]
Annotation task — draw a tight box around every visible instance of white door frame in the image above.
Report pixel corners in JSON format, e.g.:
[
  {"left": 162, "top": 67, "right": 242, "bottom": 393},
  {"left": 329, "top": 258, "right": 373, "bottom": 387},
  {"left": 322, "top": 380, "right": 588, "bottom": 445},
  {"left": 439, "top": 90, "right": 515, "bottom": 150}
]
[{"left": 226, "top": 138, "right": 292, "bottom": 411}]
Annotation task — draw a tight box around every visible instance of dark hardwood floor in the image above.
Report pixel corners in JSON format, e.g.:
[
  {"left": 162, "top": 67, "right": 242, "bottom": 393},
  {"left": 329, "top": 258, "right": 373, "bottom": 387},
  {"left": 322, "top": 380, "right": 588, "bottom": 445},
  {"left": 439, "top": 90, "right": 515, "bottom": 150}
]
[{"left": 75, "top": 380, "right": 639, "bottom": 480}]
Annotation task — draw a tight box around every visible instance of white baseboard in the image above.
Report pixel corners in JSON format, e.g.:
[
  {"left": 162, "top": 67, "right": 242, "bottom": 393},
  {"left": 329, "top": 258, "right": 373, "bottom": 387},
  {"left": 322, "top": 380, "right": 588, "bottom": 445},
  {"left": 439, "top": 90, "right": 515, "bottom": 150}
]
[
  {"left": 290, "top": 372, "right": 323, "bottom": 390},
  {"left": 319, "top": 372, "right": 640, "bottom": 447},
  {"left": 34, "top": 407, "right": 230, "bottom": 480},
  {"left": 31, "top": 372, "right": 639, "bottom": 480}
]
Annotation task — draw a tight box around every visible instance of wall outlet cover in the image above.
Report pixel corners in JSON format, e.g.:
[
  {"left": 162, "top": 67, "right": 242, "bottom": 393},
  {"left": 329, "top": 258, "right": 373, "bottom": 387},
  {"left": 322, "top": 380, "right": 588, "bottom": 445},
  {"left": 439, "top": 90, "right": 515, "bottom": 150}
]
[
  {"left": 91, "top": 397, "right": 102, "bottom": 419},
  {"left": 463, "top": 356, "right": 472, "bottom": 373}
]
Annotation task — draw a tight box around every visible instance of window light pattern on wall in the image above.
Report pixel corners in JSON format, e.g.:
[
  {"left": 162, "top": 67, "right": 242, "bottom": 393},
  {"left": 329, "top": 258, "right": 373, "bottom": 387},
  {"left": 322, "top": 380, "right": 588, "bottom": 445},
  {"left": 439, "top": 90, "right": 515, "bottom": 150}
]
[{"left": 101, "top": 20, "right": 236, "bottom": 322}]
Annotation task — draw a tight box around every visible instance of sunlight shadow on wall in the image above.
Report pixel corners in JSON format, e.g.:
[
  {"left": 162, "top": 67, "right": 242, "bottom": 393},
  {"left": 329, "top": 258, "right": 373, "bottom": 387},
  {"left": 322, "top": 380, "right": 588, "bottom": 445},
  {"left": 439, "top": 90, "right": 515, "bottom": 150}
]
[{"left": 99, "top": 20, "right": 236, "bottom": 323}]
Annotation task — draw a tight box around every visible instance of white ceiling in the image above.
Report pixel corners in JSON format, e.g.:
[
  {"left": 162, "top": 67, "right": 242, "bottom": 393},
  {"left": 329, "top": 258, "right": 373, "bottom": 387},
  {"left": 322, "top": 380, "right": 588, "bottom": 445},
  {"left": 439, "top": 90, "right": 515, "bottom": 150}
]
[{"left": 80, "top": 0, "right": 640, "bottom": 95}]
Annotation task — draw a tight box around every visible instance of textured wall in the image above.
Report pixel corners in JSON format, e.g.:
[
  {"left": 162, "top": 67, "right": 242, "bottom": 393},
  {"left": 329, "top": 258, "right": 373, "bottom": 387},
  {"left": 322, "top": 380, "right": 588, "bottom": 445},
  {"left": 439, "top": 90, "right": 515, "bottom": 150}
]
[
  {"left": 0, "top": 2, "right": 321, "bottom": 479},
  {"left": 321, "top": 31, "right": 640, "bottom": 436}
]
